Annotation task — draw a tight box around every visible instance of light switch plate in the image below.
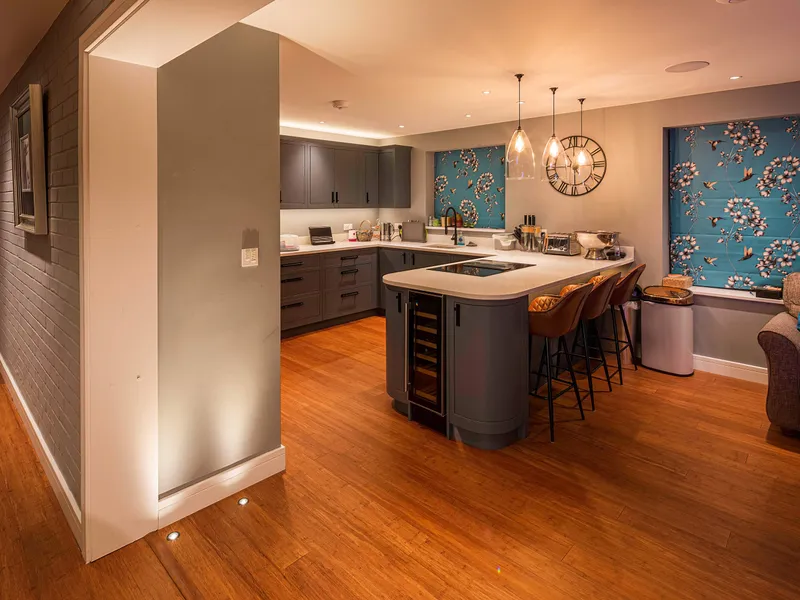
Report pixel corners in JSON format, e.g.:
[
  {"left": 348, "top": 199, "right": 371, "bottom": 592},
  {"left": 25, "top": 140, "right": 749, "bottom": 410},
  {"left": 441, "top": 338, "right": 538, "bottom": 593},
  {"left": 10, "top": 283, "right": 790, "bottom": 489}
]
[
  {"left": 343, "top": 223, "right": 353, "bottom": 231},
  {"left": 241, "top": 248, "right": 258, "bottom": 268}
]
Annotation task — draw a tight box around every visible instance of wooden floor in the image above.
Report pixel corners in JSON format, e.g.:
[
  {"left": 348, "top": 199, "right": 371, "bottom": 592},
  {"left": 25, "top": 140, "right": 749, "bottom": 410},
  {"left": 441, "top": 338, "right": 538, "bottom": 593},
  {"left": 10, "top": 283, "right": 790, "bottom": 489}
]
[{"left": 2, "top": 316, "right": 800, "bottom": 598}]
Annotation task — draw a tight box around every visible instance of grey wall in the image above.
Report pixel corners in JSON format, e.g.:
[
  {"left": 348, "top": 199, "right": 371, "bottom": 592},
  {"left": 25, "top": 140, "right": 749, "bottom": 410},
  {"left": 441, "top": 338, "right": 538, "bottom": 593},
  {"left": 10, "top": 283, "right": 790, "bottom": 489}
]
[
  {"left": 0, "top": 0, "right": 109, "bottom": 503},
  {"left": 381, "top": 81, "right": 800, "bottom": 367},
  {"left": 158, "top": 23, "right": 281, "bottom": 496}
]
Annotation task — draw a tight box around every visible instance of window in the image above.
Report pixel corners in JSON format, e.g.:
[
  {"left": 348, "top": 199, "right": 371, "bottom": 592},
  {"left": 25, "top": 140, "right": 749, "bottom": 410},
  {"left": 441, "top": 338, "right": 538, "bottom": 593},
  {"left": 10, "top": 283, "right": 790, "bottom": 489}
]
[{"left": 668, "top": 117, "right": 800, "bottom": 289}]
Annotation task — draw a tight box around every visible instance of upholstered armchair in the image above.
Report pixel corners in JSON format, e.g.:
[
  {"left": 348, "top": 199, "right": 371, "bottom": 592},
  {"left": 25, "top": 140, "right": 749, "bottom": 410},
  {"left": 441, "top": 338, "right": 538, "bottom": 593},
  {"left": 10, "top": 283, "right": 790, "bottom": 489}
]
[{"left": 758, "top": 312, "right": 800, "bottom": 435}]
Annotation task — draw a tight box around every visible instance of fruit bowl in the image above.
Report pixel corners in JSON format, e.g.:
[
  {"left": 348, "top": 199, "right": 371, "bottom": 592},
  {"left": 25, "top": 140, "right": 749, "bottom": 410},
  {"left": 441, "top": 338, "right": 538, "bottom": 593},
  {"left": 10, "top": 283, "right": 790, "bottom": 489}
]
[{"left": 575, "top": 230, "right": 617, "bottom": 260}]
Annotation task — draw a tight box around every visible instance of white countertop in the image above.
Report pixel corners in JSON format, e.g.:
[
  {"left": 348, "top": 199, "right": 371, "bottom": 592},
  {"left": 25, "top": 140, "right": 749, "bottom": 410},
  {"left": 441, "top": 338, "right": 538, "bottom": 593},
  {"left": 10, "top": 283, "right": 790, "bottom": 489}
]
[
  {"left": 280, "top": 239, "right": 493, "bottom": 257},
  {"left": 280, "top": 240, "right": 634, "bottom": 301}
]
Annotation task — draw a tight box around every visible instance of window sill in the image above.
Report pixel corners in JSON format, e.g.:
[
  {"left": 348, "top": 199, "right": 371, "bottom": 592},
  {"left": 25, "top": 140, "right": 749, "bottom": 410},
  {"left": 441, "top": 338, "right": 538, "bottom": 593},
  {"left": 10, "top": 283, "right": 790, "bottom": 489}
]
[{"left": 689, "top": 286, "right": 785, "bottom": 306}]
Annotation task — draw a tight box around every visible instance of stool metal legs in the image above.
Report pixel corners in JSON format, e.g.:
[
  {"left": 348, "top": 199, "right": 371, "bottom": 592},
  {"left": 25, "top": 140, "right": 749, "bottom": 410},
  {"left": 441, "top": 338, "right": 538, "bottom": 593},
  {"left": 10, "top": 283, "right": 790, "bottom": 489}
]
[
  {"left": 530, "top": 335, "right": 586, "bottom": 442},
  {"left": 606, "top": 305, "right": 638, "bottom": 385}
]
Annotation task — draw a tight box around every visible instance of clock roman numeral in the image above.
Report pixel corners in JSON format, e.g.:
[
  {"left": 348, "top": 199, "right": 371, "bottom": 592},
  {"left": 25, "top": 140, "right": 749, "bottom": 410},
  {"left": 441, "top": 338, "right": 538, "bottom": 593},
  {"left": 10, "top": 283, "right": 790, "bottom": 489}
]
[
  {"left": 593, "top": 160, "right": 606, "bottom": 169},
  {"left": 557, "top": 181, "right": 569, "bottom": 194},
  {"left": 570, "top": 186, "right": 578, "bottom": 196},
  {"left": 590, "top": 173, "right": 602, "bottom": 183},
  {"left": 590, "top": 147, "right": 602, "bottom": 156},
  {"left": 568, "top": 136, "right": 579, "bottom": 148}
]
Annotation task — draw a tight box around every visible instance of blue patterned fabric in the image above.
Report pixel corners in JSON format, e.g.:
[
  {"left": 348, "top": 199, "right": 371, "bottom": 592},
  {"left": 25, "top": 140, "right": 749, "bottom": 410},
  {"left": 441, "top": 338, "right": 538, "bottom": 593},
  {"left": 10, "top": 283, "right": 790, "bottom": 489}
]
[
  {"left": 668, "top": 117, "right": 800, "bottom": 289},
  {"left": 434, "top": 146, "right": 506, "bottom": 229}
]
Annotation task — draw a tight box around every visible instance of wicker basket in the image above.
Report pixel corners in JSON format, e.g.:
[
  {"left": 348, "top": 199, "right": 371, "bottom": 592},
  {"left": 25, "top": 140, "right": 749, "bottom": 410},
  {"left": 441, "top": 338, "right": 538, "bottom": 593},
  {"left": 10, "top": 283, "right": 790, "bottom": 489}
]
[
  {"left": 662, "top": 274, "right": 693, "bottom": 289},
  {"left": 356, "top": 219, "right": 373, "bottom": 242}
]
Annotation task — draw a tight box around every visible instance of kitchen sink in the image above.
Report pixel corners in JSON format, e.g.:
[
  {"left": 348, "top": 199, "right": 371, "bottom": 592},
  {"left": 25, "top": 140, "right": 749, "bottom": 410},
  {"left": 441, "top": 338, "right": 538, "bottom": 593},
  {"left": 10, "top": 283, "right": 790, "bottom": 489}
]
[{"left": 424, "top": 243, "right": 461, "bottom": 249}]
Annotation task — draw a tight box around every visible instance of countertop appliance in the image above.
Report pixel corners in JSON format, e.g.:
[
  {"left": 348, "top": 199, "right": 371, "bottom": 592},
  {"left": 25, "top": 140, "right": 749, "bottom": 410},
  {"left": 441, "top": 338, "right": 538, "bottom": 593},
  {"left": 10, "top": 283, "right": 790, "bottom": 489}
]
[
  {"left": 430, "top": 260, "right": 534, "bottom": 277},
  {"left": 575, "top": 230, "right": 618, "bottom": 260},
  {"left": 309, "top": 226, "right": 335, "bottom": 245},
  {"left": 401, "top": 221, "right": 427, "bottom": 243},
  {"left": 543, "top": 233, "right": 581, "bottom": 256}
]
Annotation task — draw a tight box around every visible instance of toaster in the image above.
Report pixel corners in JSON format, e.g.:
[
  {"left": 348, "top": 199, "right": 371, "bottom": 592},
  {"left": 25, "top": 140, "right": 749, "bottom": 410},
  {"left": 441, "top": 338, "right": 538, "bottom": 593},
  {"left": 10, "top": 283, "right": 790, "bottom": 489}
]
[
  {"left": 544, "top": 233, "right": 581, "bottom": 256},
  {"left": 400, "top": 221, "right": 427, "bottom": 243}
]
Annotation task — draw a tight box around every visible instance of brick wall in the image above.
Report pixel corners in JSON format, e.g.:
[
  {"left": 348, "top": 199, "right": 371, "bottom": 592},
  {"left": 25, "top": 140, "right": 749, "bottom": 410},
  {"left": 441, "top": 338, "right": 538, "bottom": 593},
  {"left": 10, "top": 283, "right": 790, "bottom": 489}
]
[{"left": 0, "top": 0, "right": 110, "bottom": 503}]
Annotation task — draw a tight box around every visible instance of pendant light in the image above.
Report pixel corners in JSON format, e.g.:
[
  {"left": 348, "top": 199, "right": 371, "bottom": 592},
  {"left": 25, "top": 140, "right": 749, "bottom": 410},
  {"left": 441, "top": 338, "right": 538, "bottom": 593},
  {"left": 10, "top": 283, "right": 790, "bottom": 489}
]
[
  {"left": 541, "top": 87, "right": 566, "bottom": 180},
  {"left": 505, "top": 74, "right": 535, "bottom": 180},
  {"left": 576, "top": 98, "right": 591, "bottom": 167}
]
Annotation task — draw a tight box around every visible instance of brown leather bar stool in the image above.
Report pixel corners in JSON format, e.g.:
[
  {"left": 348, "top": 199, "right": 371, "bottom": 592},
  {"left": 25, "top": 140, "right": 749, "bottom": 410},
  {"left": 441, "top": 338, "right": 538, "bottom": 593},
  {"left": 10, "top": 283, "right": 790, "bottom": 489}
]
[
  {"left": 567, "top": 273, "right": 621, "bottom": 411},
  {"left": 605, "top": 264, "right": 647, "bottom": 385},
  {"left": 528, "top": 283, "right": 593, "bottom": 442}
]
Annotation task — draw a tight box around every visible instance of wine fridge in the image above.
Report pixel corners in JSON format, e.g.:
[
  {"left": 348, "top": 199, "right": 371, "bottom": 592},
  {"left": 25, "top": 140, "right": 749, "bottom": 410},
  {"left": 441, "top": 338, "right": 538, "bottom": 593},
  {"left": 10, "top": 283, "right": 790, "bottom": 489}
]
[{"left": 408, "top": 291, "right": 445, "bottom": 418}]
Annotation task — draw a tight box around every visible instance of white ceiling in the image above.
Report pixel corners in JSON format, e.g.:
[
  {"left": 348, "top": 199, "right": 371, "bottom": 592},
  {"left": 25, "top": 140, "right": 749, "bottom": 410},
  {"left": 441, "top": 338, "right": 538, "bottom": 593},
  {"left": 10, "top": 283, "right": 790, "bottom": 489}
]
[
  {"left": 0, "top": 0, "right": 67, "bottom": 93},
  {"left": 243, "top": 0, "right": 800, "bottom": 139}
]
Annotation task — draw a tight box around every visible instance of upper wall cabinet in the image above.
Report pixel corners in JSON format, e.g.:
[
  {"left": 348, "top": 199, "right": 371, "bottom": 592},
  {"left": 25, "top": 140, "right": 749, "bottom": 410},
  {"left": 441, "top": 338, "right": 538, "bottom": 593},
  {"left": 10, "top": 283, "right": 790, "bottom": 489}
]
[
  {"left": 280, "top": 140, "right": 308, "bottom": 209},
  {"left": 279, "top": 136, "right": 411, "bottom": 210},
  {"left": 378, "top": 146, "right": 411, "bottom": 209}
]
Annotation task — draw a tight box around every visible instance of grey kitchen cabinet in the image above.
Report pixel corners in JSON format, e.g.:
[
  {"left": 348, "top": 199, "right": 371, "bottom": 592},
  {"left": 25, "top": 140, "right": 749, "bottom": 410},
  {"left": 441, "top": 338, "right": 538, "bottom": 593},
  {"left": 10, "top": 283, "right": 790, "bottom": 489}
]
[
  {"left": 385, "top": 286, "right": 409, "bottom": 407},
  {"left": 308, "top": 144, "right": 336, "bottom": 206},
  {"left": 365, "top": 152, "right": 379, "bottom": 207},
  {"left": 280, "top": 140, "right": 308, "bottom": 209},
  {"left": 413, "top": 250, "right": 464, "bottom": 269},
  {"left": 379, "top": 146, "right": 412, "bottom": 208},
  {"left": 446, "top": 296, "right": 529, "bottom": 448},
  {"left": 333, "top": 148, "right": 366, "bottom": 207}
]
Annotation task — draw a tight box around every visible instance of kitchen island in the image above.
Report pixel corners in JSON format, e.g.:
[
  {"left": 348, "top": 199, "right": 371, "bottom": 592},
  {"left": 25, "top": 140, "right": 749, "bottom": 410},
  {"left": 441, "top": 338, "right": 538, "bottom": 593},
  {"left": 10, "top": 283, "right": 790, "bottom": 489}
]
[{"left": 383, "top": 248, "right": 634, "bottom": 449}]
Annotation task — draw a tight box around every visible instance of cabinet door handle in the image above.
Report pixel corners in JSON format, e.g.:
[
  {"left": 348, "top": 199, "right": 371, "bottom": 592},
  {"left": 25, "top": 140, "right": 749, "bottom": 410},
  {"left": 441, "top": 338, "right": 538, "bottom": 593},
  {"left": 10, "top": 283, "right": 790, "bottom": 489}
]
[
  {"left": 412, "top": 253, "right": 415, "bottom": 266},
  {"left": 455, "top": 303, "right": 461, "bottom": 327},
  {"left": 335, "top": 191, "right": 339, "bottom": 203},
  {"left": 281, "top": 276, "right": 304, "bottom": 284},
  {"left": 340, "top": 269, "right": 359, "bottom": 275},
  {"left": 331, "top": 191, "right": 335, "bottom": 204},
  {"left": 341, "top": 291, "right": 359, "bottom": 298},
  {"left": 340, "top": 255, "right": 359, "bottom": 261},
  {"left": 402, "top": 252, "right": 406, "bottom": 265},
  {"left": 281, "top": 301, "right": 304, "bottom": 310},
  {"left": 281, "top": 261, "right": 304, "bottom": 268},
  {"left": 396, "top": 292, "right": 402, "bottom": 313},
  {"left": 403, "top": 301, "right": 409, "bottom": 392},
  {"left": 280, "top": 190, "right": 282, "bottom": 203},
  {"left": 366, "top": 192, "right": 369, "bottom": 204}
]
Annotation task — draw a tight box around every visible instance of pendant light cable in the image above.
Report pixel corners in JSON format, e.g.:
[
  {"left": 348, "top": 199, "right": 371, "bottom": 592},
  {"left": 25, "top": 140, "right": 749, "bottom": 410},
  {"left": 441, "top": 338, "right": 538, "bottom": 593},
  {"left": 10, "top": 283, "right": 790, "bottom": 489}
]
[
  {"left": 516, "top": 74, "right": 523, "bottom": 129},
  {"left": 550, "top": 87, "right": 557, "bottom": 135},
  {"left": 579, "top": 98, "right": 585, "bottom": 136}
]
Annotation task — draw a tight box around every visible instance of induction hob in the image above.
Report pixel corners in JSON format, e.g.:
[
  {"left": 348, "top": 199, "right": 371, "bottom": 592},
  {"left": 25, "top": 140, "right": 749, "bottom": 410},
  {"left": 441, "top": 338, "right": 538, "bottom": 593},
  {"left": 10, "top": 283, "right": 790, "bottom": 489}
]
[{"left": 430, "top": 260, "right": 535, "bottom": 277}]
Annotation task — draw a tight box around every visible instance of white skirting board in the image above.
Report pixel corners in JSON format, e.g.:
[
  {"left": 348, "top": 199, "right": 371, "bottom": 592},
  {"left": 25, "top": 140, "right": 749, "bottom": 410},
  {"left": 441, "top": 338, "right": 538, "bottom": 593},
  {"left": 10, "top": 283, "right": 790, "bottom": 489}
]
[
  {"left": 693, "top": 354, "right": 768, "bottom": 384},
  {"left": 157, "top": 444, "right": 286, "bottom": 529},
  {"left": 0, "top": 352, "right": 83, "bottom": 546}
]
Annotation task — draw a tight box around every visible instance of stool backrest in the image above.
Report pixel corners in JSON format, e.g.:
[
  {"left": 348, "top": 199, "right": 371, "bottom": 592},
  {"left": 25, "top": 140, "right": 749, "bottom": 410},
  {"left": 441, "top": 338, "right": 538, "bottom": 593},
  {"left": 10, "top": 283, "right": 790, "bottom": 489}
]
[
  {"left": 610, "top": 263, "right": 646, "bottom": 306},
  {"left": 582, "top": 272, "right": 621, "bottom": 321},
  {"left": 529, "top": 283, "right": 593, "bottom": 339}
]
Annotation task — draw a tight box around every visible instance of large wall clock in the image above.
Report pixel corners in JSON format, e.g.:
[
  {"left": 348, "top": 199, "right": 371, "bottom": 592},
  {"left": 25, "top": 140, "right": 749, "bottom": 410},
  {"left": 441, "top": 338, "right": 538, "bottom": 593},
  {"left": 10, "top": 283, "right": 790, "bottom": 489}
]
[{"left": 546, "top": 135, "right": 607, "bottom": 196}]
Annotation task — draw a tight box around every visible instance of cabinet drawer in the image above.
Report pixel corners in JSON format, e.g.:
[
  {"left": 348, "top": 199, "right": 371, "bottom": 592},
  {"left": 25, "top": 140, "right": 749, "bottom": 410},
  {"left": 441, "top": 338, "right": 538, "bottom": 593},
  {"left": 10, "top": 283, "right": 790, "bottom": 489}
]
[
  {"left": 280, "top": 254, "right": 320, "bottom": 273},
  {"left": 281, "top": 271, "right": 321, "bottom": 299},
  {"left": 280, "top": 293, "right": 321, "bottom": 330},
  {"left": 322, "top": 249, "right": 376, "bottom": 269},
  {"left": 323, "top": 263, "right": 375, "bottom": 291},
  {"left": 323, "top": 284, "right": 376, "bottom": 319}
]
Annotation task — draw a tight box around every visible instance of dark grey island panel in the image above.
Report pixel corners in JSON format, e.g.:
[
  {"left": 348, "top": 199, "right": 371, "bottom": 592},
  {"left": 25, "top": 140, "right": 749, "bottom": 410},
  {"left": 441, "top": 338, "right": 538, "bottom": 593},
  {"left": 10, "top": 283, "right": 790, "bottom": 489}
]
[{"left": 446, "top": 296, "right": 529, "bottom": 449}]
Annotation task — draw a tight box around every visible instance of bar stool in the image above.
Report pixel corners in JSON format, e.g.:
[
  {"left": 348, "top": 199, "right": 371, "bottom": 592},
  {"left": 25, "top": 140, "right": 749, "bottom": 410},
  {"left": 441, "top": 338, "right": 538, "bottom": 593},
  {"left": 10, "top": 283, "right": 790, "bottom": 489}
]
[
  {"left": 528, "top": 283, "right": 593, "bottom": 442},
  {"left": 605, "top": 264, "right": 646, "bottom": 385},
  {"left": 566, "top": 273, "right": 621, "bottom": 411}
]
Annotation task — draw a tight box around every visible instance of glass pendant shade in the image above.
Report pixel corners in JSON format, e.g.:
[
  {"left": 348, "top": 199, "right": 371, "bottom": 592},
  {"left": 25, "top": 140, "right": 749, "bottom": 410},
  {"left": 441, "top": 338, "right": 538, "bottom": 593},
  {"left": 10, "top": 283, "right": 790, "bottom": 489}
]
[
  {"left": 505, "top": 73, "right": 535, "bottom": 180},
  {"left": 506, "top": 126, "right": 535, "bottom": 180},
  {"left": 541, "top": 87, "right": 566, "bottom": 181}
]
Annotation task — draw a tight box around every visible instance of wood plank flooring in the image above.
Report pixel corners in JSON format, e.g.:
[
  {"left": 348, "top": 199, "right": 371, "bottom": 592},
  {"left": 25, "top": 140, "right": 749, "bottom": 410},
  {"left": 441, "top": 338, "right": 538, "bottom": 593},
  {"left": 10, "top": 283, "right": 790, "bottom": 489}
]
[{"left": 2, "top": 315, "right": 800, "bottom": 598}]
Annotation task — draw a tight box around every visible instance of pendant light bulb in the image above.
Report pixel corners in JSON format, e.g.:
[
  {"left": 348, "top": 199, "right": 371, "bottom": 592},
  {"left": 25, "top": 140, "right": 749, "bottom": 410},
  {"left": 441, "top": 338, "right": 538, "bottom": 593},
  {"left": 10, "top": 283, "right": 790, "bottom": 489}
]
[
  {"left": 505, "top": 74, "right": 535, "bottom": 180},
  {"left": 576, "top": 98, "right": 591, "bottom": 168},
  {"left": 541, "top": 87, "right": 566, "bottom": 181}
]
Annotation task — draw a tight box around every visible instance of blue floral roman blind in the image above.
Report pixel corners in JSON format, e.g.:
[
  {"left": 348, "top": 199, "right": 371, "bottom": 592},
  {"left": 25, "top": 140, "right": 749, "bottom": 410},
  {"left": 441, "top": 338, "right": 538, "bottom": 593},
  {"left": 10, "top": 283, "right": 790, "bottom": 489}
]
[
  {"left": 434, "top": 146, "right": 506, "bottom": 229},
  {"left": 668, "top": 117, "right": 800, "bottom": 289}
]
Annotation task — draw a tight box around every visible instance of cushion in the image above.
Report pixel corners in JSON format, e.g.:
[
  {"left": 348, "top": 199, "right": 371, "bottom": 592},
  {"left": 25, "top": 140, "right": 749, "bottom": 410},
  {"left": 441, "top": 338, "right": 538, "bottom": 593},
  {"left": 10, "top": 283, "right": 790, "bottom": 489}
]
[
  {"left": 784, "top": 273, "right": 800, "bottom": 318},
  {"left": 529, "top": 295, "right": 561, "bottom": 312}
]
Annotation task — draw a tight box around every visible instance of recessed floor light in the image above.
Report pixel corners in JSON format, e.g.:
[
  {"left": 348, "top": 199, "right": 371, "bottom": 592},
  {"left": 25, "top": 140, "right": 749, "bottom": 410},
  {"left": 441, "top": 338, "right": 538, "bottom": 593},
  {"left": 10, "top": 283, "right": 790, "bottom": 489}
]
[
  {"left": 665, "top": 61, "right": 710, "bottom": 73},
  {"left": 238, "top": 497, "right": 249, "bottom": 506},
  {"left": 465, "top": 114, "right": 472, "bottom": 118},
  {"left": 166, "top": 531, "right": 180, "bottom": 541},
  {"left": 482, "top": 90, "right": 491, "bottom": 95},
  {"left": 730, "top": 75, "right": 743, "bottom": 80}
]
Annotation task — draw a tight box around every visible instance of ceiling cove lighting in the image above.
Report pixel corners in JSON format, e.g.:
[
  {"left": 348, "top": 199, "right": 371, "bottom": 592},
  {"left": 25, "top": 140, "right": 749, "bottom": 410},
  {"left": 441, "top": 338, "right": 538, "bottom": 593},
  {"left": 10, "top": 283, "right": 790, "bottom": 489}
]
[
  {"left": 665, "top": 61, "right": 710, "bottom": 73},
  {"left": 166, "top": 531, "right": 180, "bottom": 541},
  {"left": 505, "top": 74, "right": 535, "bottom": 180},
  {"left": 542, "top": 87, "right": 566, "bottom": 180},
  {"left": 238, "top": 497, "right": 249, "bottom": 506}
]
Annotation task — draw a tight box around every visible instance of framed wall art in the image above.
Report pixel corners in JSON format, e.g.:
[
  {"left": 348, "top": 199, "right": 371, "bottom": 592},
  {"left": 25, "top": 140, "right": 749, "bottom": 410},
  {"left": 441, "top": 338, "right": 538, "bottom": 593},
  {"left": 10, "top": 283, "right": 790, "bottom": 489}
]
[{"left": 10, "top": 84, "right": 48, "bottom": 234}]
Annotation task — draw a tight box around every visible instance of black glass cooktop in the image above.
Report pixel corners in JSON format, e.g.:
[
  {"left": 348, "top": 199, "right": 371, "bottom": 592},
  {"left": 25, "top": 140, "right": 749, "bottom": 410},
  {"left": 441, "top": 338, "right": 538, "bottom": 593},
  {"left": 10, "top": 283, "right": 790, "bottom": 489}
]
[{"left": 430, "top": 260, "right": 535, "bottom": 277}]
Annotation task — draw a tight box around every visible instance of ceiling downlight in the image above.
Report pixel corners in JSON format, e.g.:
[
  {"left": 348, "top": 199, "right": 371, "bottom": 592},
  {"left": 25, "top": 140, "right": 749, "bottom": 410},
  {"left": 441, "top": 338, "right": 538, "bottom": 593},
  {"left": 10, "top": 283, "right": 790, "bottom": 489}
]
[{"left": 665, "top": 61, "right": 710, "bottom": 73}]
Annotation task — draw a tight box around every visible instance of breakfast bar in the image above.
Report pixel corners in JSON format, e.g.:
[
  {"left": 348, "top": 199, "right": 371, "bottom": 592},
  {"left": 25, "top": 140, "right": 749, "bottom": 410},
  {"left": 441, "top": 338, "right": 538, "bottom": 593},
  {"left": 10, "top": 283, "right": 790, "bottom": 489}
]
[{"left": 383, "top": 248, "right": 634, "bottom": 449}]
